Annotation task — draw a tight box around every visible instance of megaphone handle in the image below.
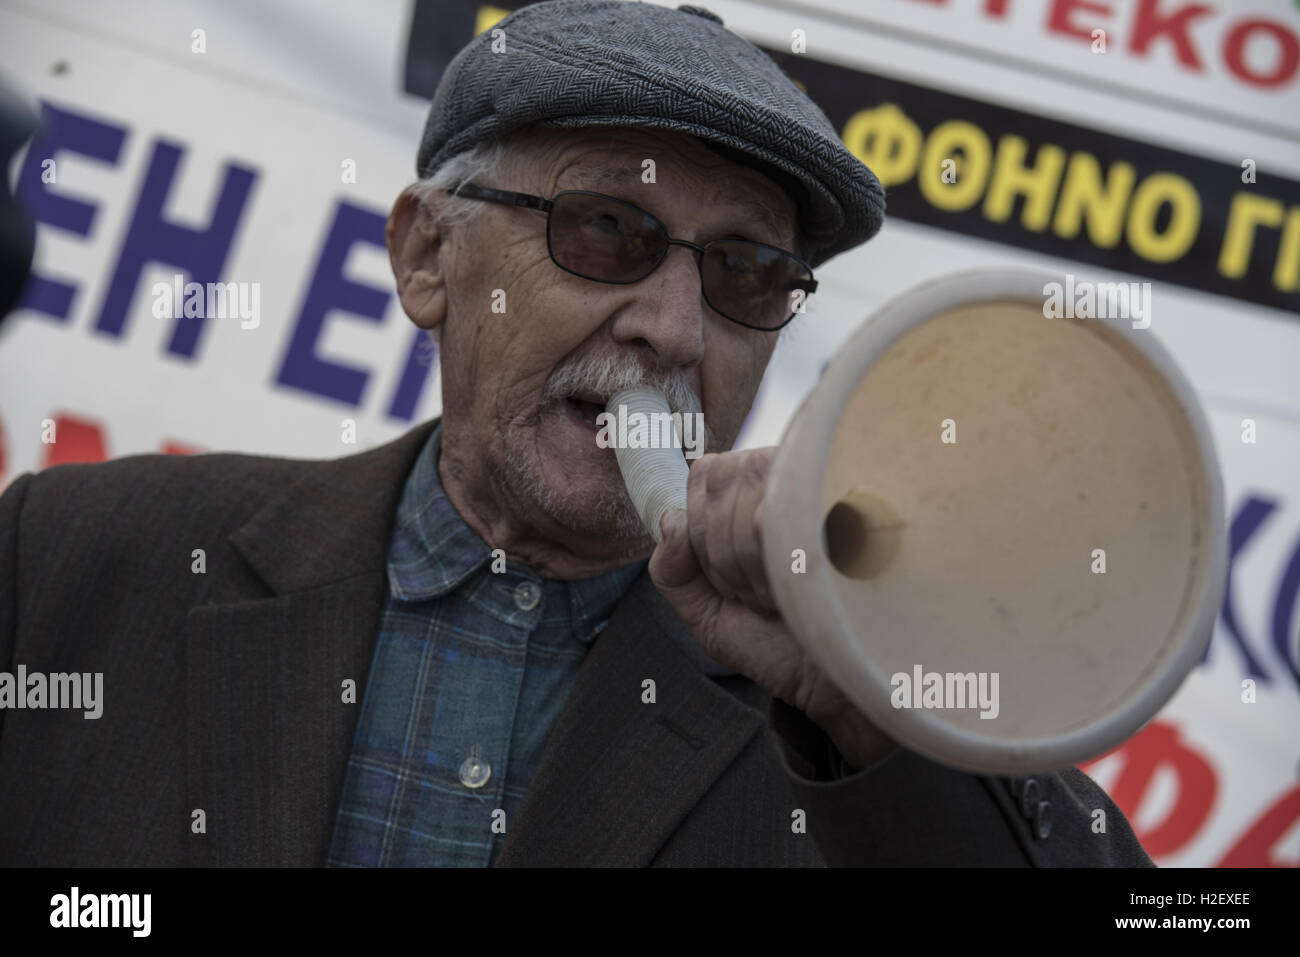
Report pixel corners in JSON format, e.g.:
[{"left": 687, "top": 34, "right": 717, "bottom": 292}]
[{"left": 607, "top": 388, "right": 689, "bottom": 543}]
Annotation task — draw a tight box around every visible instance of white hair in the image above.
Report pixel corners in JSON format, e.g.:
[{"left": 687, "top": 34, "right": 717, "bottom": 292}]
[
  {"left": 407, "top": 138, "right": 509, "bottom": 347},
  {"left": 410, "top": 139, "right": 507, "bottom": 226}
]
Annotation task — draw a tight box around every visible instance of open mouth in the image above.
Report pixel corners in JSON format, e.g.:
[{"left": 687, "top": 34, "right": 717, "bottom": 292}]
[{"left": 563, "top": 394, "right": 607, "bottom": 430}]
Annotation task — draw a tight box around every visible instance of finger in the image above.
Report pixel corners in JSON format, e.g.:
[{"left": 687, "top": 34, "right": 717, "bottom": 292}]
[
  {"left": 648, "top": 507, "right": 724, "bottom": 647},
  {"left": 728, "top": 448, "right": 777, "bottom": 614},
  {"left": 701, "top": 452, "right": 755, "bottom": 602},
  {"left": 703, "top": 448, "right": 771, "bottom": 609},
  {"left": 649, "top": 508, "right": 701, "bottom": 589},
  {"left": 686, "top": 453, "right": 735, "bottom": 601}
]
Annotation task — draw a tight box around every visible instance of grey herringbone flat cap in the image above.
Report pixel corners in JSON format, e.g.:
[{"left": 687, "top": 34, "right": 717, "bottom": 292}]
[{"left": 416, "top": 0, "right": 885, "bottom": 268}]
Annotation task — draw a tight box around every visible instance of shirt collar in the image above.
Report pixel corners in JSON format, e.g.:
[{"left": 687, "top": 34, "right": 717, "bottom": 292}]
[{"left": 388, "top": 423, "right": 646, "bottom": 643}]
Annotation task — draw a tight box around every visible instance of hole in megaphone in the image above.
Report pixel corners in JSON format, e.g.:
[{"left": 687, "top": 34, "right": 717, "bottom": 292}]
[{"left": 823, "top": 489, "right": 904, "bottom": 580}]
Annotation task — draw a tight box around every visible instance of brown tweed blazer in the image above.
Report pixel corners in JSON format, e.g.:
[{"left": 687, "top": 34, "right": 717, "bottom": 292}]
[{"left": 0, "top": 419, "right": 1152, "bottom": 866}]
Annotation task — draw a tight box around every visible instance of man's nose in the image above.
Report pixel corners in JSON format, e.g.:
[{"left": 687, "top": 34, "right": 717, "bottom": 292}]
[{"left": 607, "top": 245, "right": 708, "bottom": 368}]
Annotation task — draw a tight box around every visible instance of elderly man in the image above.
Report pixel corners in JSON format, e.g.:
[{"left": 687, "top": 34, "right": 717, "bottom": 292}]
[{"left": 0, "top": 0, "right": 1150, "bottom": 866}]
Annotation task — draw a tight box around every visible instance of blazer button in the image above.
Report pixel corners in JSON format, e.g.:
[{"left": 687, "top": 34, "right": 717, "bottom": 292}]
[
  {"left": 1020, "top": 777, "right": 1041, "bottom": 818},
  {"left": 1034, "top": 800, "right": 1052, "bottom": 840}
]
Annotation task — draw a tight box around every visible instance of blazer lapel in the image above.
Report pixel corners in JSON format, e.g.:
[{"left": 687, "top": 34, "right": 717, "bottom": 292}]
[
  {"left": 183, "top": 420, "right": 437, "bottom": 865},
  {"left": 495, "top": 573, "right": 764, "bottom": 866}
]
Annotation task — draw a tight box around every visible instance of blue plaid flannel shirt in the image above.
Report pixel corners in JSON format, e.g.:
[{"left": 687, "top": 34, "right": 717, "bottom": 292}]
[{"left": 327, "top": 424, "right": 646, "bottom": 866}]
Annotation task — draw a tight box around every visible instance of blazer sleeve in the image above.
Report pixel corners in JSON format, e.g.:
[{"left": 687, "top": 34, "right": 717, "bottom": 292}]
[
  {"left": 767, "top": 697, "right": 1154, "bottom": 867},
  {"left": 0, "top": 472, "right": 35, "bottom": 751},
  {"left": 0, "top": 473, "right": 33, "bottom": 684}
]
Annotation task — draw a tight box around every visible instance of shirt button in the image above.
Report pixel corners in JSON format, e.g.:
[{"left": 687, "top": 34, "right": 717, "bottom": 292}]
[
  {"left": 513, "top": 581, "right": 541, "bottom": 611},
  {"left": 458, "top": 750, "right": 492, "bottom": 789}
]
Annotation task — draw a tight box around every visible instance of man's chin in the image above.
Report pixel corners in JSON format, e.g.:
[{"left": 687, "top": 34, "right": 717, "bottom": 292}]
[
  {"left": 533, "top": 488, "right": 654, "bottom": 554},
  {"left": 504, "top": 410, "right": 655, "bottom": 551}
]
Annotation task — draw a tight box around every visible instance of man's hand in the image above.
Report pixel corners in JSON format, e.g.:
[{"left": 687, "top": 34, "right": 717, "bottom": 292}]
[{"left": 647, "top": 447, "right": 897, "bottom": 772}]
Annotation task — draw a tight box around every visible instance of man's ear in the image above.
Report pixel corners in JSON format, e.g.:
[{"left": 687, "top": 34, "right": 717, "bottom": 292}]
[{"left": 387, "top": 186, "right": 447, "bottom": 332}]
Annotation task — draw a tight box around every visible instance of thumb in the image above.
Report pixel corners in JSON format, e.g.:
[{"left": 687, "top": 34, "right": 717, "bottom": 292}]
[
  {"left": 648, "top": 508, "right": 699, "bottom": 589},
  {"left": 648, "top": 508, "right": 724, "bottom": 643}
]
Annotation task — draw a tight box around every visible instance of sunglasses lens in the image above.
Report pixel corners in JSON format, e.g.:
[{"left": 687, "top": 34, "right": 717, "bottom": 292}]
[
  {"left": 546, "top": 192, "right": 811, "bottom": 330},
  {"left": 701, "top": 241, "right": 811, "bottom": 330},
  {"left": 549, "top": 193, "right": 666, "bottom": 282}
]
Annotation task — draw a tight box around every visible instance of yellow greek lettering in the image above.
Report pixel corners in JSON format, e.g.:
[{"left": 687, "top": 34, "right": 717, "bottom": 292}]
[
  {"left": 1126, "top": 173, "right": 1200, "bottom": 263},
  {"left": 1218, "top": 192, "right": 1284, "bottom": 279},
  {"left": 919, "top": 121, "right": 992, "bottom": 212},
  {"left": 983, "top": 134, "right": 1067, "bottom": 230},
  {"left": 1052, "top": 153, "right": 1136, "bottom": 247},
  {"left": 841, "top": 103, "right": 921, "bottom": 189},
  {"left": 1274, "top": 207, "right": 1300, "bottom": 292}
]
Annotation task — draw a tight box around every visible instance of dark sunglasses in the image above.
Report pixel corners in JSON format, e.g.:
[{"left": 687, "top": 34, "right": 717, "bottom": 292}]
[{"left": 446, "top": 182, "right": 817, "bottom": 331}]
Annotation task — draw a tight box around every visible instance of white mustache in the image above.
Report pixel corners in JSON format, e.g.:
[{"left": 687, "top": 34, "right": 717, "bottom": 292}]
[
  {"left": 542, "top": 354, "right": 699, "bottom": 414},
  {"left": 542, "top": 352, "right": 713, "bottom": 450}
]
